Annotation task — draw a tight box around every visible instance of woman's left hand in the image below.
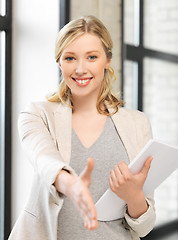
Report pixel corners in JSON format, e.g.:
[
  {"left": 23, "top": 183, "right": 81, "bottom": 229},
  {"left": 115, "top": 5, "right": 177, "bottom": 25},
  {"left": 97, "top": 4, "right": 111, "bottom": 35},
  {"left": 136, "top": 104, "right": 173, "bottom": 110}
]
[{"left": 109, "top": 156, "right": 153, "bottom": 218}]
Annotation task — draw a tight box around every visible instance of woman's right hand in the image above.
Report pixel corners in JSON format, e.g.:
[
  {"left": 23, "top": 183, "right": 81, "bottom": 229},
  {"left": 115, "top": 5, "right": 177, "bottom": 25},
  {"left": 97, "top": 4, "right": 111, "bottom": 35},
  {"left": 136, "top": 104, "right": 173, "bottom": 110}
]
[{"left": 55, "top": 158, "right": 98, "bottom": 230}]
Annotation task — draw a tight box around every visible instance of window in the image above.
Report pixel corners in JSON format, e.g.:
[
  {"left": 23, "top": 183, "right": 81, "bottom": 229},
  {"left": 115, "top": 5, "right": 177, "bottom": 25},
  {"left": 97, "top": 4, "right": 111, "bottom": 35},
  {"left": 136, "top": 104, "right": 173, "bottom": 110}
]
[
  {"left": 0, "top": 0, "right": 12, "bottom": 239},
  {"left": 122, "top": 0, "right": 178, "bottom": 238}
]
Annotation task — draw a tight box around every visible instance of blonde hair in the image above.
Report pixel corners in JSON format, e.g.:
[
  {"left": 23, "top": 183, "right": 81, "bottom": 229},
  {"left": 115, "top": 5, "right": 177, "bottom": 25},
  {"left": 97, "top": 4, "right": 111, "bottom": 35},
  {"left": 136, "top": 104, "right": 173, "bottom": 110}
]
[{"left": 47, "top": 15, "right": 123, "bottom": 115}]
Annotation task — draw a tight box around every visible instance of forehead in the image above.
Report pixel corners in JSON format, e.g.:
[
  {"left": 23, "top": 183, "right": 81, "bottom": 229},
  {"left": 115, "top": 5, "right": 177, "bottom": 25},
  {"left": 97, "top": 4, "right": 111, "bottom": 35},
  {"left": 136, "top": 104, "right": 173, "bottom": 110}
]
[{"left": 63, "top": 33, "right": 105, "bottom": 53}]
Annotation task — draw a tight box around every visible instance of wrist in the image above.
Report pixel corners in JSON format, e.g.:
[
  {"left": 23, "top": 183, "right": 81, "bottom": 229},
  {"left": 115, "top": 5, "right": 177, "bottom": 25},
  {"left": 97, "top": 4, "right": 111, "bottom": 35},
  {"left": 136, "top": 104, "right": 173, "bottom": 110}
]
[
  {"left": 127, "top": 191, "right": 148, "bottom": 218},
  {"left": 55, "top": 169, "right": 77, "bottom": 197}
]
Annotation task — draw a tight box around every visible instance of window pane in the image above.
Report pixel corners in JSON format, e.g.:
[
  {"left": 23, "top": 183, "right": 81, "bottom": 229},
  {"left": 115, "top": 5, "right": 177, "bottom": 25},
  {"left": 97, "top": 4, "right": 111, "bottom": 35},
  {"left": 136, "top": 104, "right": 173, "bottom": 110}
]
[
  {"left": 0, "top": 0, "right": 6, "bottom": 16},
  {"left": 123, "top": 60, "right": 138, "bottom": 109},
  {"left": 0, "top": 31, "right": 5, "bottom": 238},
  {"left": 143, "top": 57, "right": 178, "bottom": 225},
  {"left": 144, "top": 0, "right": 178, "bottom": 55},
  {"left": 124, "top": 0, "right": 140, "bottom": 46}
]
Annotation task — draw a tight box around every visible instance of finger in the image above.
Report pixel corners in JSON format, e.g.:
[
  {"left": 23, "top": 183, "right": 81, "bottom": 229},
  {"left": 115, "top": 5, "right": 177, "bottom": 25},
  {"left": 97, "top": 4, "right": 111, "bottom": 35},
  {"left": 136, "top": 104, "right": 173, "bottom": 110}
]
[
  {"left": 81, "top": 192, "right": 97, "bottom": 220},
  {"left": 80, "top": 201, "right": 97, "bottom": 230},
  {"left": 90, "top": 219, "right": 98, "bottom": 230},
  {"left": 140, "top": 156, "right": 153, "bottom": 177},
  {"left": 109, "top": 175, "right": 114, "bottom": 189},
  {"left": 85, "top": 219, "right": 98, "bottom": 230},
  {"left": 77, "top": 202, "right": 92, "bottom": 229},
  {"left": 79, "top": 200, "right": 92, "bottom": 219},
  {"left": 87, "top": 158, "right": 94, "bottom": 173},
  {"left": 117, "top": 161, "right": 131, "bottom": 177},
  {"left": 109, "top": 170, "right": 120, "bottom": 188},
  {"left": 80, "top": 158, "right": 94, "bottom": 185},
  {"left": 80, "top": 200, "right": 95, "bottom": 221},
  {"left": 110, "top": 169, "right": 119, "bottom": 183},
  {"left": 109, "top": 175, "right": 120, "bottom": 194}
]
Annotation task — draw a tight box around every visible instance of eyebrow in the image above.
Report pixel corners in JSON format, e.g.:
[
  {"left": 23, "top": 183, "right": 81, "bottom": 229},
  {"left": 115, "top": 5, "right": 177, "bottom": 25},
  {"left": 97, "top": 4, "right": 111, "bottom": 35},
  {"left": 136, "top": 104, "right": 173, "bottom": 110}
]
[
  {"left": 63, "top": 50, "right": 100, "bottom": 55},
  {"left": 86, "top": 51, "right": 100, "bottom": 54}
]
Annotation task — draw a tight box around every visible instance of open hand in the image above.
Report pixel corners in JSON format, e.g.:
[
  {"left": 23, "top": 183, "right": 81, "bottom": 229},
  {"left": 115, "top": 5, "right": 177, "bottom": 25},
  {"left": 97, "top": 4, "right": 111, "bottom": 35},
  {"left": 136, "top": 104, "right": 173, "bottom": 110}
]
[{"left": 68, "top": 158, "right": 98, "bottom": 230}]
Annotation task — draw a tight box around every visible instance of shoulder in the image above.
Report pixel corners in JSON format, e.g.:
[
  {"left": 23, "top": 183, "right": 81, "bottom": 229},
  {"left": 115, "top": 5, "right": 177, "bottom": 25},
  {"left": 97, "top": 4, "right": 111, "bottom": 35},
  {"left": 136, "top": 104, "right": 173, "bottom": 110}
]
[
  {"left": 19, "top": 101, "right": 66, "bottom": 125},
  {"left": 116, "top": 107, "right": 149, "bottom": 123},
  {"left": 21, "top": 101, "right": 66, "bottom": 116},
  {"left": 118, "top": 107, "right": 144, "bottom": 115},
  {"left": 24, "top": 101, "right": 59, "bottom": 112},
  {"left": 113, "top": 107, "right": 151, "bottom": 135}
]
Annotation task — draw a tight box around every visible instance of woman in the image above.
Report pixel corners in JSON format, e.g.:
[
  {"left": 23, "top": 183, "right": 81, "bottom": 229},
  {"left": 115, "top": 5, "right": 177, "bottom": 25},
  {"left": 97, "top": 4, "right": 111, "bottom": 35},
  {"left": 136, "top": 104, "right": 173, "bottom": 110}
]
[{"left": 9, "top": 16, "right": 155, "bottom": 240}]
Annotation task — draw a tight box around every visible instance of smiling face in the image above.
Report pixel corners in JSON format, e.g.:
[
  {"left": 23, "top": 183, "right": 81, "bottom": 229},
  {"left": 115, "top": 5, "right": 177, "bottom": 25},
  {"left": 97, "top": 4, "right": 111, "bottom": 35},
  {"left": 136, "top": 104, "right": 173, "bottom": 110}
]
[{"left": 59, "top": 33, "right": 111, "bottom": 100}]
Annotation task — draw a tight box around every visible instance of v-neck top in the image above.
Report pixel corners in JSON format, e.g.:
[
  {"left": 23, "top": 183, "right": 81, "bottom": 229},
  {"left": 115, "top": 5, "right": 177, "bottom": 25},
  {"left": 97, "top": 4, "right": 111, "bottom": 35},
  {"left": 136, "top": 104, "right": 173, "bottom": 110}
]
[{"left": 57, "top": 117, "right": 132, "bottom": 240}]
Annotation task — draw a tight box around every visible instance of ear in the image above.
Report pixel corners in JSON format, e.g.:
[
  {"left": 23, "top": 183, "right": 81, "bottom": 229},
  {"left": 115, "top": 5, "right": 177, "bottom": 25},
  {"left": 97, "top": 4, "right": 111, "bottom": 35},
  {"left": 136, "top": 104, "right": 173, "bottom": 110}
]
[{"left": 105, "top": 58, "right": 111, "bottom": 69}]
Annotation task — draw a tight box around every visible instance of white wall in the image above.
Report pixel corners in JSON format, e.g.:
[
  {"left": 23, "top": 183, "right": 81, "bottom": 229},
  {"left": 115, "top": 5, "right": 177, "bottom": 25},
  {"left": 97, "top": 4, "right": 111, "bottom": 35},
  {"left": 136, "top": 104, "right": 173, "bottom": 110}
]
[{"left": 11, "top": 0, "right": 59, "bottom": 227}]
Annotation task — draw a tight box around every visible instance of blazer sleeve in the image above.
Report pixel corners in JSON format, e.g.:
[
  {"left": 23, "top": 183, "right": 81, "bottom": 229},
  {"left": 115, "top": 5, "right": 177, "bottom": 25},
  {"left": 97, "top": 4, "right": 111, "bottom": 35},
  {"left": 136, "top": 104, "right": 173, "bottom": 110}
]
[
  {"left": 123, "top": 112, "right": 156, "bottom": 238},
  {"left": 18, "top": 102, "right": 76, "bottom": 200}
]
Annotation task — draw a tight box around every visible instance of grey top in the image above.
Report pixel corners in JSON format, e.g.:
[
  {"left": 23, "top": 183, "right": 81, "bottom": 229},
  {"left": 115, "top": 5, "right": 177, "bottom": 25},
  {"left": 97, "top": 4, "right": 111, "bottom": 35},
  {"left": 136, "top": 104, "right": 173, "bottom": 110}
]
[{"left": 58, "top": 117, "right": 132, "bottom": 240}]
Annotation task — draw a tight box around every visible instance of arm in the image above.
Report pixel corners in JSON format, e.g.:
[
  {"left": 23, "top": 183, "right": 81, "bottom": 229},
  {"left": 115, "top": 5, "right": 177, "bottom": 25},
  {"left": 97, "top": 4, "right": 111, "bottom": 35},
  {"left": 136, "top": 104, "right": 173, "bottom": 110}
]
[
  {"left": 18, "top": 102, "right": 97, "bottom": 229},
  {"left": 109, "top": 111, "right": 156, "bottom": 237},
  {"left": 125, "top": 113, "right": 156, "bottom": 237},
  {"left": 18, "top": 102, "right": 76, "bottom": 200}
]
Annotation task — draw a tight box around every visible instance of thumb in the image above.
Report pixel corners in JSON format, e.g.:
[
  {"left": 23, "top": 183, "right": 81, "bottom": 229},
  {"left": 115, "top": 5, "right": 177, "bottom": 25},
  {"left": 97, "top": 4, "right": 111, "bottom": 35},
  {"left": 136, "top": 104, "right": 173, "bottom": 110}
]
[
  {"left": 80, "top": 158, "right": 94, "bottom": 186},
  {"left": 139, "top": 156, "right": 153, "bottom": 179}
]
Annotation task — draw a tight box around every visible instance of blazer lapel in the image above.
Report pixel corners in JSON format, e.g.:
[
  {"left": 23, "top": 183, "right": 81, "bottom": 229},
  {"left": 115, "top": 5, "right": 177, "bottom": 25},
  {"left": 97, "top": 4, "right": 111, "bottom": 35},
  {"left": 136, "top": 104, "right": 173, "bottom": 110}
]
[
  {"left": 111, "top": 108, "right": 138, "bottom": 162},
  {"left": 54, "top": 102, "right": 138, "bottom": 164},
  {"left": 54, "top": 103, "right": 72, "bottom": 164}
]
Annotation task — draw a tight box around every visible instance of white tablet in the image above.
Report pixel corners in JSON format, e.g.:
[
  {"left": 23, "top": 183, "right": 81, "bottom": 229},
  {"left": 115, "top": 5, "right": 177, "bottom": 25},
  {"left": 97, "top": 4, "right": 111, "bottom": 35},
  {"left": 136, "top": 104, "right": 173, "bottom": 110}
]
[{"left": 95, "top": 139, "right": 178, "bottom": 221}]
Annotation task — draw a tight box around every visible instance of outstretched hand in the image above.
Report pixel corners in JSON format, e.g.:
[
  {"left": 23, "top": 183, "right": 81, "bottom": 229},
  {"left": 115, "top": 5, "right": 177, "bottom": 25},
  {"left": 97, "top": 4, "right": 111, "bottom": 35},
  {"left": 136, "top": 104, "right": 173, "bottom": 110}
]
[{"left": 67, "top": 158, "right": 98, "bottom": 230}]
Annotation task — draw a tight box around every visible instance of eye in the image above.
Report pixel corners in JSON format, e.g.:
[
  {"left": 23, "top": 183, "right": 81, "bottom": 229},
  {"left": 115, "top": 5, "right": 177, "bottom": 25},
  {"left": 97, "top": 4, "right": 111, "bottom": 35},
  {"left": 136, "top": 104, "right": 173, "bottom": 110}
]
[
  {"left": 88, "top": 55, "right": 97, "bottom": 60},
  {"left": 65, "top": 57, "right": 75, "bottom": 61}
]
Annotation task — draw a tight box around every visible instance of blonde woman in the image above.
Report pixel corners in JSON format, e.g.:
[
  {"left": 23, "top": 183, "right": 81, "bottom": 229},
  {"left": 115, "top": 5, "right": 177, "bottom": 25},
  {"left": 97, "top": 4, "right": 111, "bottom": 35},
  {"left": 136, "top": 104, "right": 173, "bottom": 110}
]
[{"left": 9, "top": 16, "right": 155, "bottom": 240}]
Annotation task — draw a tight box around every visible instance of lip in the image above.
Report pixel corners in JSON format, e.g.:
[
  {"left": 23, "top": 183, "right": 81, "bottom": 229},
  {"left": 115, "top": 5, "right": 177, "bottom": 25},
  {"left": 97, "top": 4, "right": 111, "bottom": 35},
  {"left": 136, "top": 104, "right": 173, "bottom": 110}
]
[{"left": 72, "top": 77, "right": 93, "bottom": 87}]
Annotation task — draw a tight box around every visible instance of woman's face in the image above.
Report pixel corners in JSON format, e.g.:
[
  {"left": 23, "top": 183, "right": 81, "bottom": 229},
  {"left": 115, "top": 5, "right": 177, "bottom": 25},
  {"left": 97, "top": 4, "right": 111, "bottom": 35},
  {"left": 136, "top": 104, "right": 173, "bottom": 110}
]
[{"left": 59, "top": 33, "right": 111, "bottom": 99}]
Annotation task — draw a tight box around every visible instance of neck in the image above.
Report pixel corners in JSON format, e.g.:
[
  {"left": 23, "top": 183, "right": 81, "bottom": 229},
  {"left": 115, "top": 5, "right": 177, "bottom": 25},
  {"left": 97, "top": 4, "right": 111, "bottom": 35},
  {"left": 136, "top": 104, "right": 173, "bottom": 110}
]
[{"left": 72, "top": 95, "right": 99, "bottom": 115}]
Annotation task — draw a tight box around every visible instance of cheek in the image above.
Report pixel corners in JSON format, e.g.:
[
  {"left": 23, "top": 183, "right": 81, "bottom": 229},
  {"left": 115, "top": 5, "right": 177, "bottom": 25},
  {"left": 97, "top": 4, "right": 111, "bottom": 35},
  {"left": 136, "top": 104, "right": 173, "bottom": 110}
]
[
  {"left": 94, "top": 63, "right": 106, "bottom": 78},
  {"left": 60, "top": 64, "right": 72, "bottom": 78}
]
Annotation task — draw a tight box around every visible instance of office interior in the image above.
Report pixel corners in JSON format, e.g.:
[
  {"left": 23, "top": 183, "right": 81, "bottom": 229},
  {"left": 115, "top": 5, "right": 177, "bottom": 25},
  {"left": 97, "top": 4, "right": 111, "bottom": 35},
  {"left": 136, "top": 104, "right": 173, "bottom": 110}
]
[{"left": 0, "top": 0, "right": 178, "bottom": 239}]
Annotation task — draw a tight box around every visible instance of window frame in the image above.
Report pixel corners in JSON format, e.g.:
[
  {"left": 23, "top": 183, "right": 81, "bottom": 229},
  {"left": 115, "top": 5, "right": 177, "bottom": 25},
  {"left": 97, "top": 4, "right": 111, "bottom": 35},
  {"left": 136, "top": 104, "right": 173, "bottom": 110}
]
[
  {"left": 121, "top": 0, "right": 178, "bottom": 111},
  {"left": 59, "top": 0, "right": 70, "bottom": 29},
  {"left": 121, "top": 0, "right": 178, "bottom": 239},
  {"left": 0, "top": 0, "right": 12, "bottom": 239}
]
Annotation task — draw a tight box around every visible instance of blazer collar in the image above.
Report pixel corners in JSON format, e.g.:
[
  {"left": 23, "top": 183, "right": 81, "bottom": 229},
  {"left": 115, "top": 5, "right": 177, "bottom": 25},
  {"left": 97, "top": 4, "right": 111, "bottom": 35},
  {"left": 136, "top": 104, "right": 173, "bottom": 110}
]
[
  {"left": 54, "top": 102, "right": 138, "bottom": 164},
  {"left": 54, "top": 102, "right": 72, "bottom": 164},
  {"left": 110, "top": 108, "right": 138, "bottom": 161}
]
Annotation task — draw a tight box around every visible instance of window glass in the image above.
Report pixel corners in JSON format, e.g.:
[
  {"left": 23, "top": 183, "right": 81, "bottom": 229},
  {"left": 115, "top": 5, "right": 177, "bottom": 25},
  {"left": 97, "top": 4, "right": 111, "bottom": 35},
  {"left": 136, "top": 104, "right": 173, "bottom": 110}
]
[
  {"left": 0, "top": 0, "right": 6, "bottom": 16},
  {"left": 124, "top": 0, "right": 140, "bottom": 46},
  {"left": 144, "top": 0, "right": 178, "bottom": 55},
  {"left": 123, "top": 60, "right": 138, "bottom": 110},
  {"left": 0, "top": 30, "right": 5, "bottom": 238},
  {"left": 143, "top": 57, "right": 178, "bottom": 225}
]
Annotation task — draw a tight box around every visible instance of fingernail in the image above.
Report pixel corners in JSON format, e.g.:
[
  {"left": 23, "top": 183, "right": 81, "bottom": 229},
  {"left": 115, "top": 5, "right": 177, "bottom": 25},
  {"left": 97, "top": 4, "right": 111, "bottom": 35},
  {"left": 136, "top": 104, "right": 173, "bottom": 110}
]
[{"left": 88, "top": 222, "right": 92, "bottom": 229}]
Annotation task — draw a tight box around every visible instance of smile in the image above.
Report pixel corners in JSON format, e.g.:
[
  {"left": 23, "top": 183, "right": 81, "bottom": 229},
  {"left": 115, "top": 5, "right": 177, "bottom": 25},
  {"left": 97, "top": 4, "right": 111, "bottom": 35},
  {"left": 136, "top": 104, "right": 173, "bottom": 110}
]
[{"left": 72, "top": 77, "right": 93, "bottom": 86}]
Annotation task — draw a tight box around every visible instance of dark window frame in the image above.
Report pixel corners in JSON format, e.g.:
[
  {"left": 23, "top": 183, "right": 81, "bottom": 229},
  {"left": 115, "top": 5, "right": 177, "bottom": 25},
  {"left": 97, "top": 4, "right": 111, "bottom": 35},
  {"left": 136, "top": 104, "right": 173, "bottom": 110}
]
[
  {"left": 59, "top": 0, "right": 70, "bottom": 29},
  {"left": 121, "top": 0, "right": 178, "bottom": 239},
  {"left": 0, "top": 0, "right": 12, "bottom": 239},
  {"left": 58, "top": 0, "right": 70, "bottom": 83}
]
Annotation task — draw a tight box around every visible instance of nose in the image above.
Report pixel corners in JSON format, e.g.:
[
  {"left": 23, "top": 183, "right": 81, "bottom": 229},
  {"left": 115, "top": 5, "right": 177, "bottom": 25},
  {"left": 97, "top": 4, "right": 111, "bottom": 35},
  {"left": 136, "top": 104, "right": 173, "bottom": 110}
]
[{"left": 75, "top": 59, "right": 87, "bottom": 75}]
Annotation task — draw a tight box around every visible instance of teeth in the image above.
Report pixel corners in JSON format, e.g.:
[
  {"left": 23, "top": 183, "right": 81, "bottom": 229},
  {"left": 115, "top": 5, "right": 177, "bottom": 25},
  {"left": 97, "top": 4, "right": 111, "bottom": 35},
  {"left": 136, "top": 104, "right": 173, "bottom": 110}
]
[{"left": 75, "top": 79, "right": 91, "bottom": 84}]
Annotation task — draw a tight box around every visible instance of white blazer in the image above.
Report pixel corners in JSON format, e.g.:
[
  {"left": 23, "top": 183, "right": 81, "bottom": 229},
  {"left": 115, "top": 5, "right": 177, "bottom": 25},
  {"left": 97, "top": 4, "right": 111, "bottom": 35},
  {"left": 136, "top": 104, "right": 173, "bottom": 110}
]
[{"left": 9, "top": 101, "right": 156, "bottom": 240}]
